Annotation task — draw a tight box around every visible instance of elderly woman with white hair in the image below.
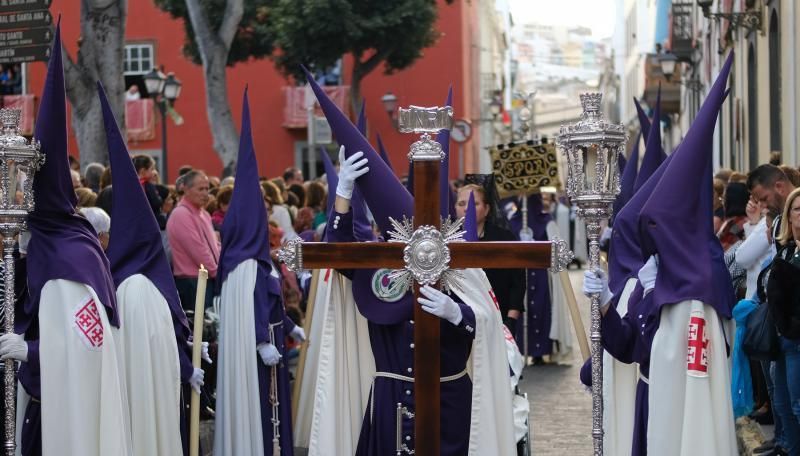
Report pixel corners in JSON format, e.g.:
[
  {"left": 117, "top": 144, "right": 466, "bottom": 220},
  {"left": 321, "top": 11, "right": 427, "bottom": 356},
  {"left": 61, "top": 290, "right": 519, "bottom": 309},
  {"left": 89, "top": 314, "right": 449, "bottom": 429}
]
[{"left": 79, "top": 206, "right": 111, "bottom": 250}]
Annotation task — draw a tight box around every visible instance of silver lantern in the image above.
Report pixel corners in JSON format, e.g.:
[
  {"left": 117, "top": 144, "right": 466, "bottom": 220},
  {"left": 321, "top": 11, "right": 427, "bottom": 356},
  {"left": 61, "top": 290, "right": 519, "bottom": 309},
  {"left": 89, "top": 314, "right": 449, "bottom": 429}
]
[
  {"left": 556, "top": 93, "right": 626, "bottom": 456},
  {"left": 0, "top": 108, "right": 44, "bottom": 455}
]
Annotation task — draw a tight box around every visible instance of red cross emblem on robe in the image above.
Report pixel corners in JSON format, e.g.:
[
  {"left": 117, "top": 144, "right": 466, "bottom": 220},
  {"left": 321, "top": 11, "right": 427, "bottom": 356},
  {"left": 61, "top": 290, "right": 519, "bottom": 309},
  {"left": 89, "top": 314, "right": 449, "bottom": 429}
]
[
  {"left": 488, "top": 289, "right": 500, "bottom": 310},
  {"left": 74, "top": 297, "right": 104, "bottom": 350},
  {"left": 686, "top": 311, "right": 709, "bottom": 378}
]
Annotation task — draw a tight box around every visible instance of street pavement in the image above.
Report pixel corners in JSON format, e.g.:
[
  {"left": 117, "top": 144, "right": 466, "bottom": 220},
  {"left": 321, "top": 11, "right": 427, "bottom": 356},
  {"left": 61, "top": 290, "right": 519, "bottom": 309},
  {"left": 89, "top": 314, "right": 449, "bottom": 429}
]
[{"left": 518, "top": 268, "right": 593, "bottom": 454}]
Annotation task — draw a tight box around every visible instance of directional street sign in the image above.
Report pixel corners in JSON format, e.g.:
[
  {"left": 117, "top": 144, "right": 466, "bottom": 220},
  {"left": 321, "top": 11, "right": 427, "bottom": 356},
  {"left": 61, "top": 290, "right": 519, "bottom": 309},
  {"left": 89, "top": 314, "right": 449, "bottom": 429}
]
[
  {"left": 0, "top": 9, "right": 51, "bottom": 32},
  {"left": 0, "top": 26, "right": 50, "bottom": 49},
  {"left": 0, "top": 0, "right": 51, "bottom": 14},
  {"left": 0, "top": 43, "right": 48, "bottom": 64}
]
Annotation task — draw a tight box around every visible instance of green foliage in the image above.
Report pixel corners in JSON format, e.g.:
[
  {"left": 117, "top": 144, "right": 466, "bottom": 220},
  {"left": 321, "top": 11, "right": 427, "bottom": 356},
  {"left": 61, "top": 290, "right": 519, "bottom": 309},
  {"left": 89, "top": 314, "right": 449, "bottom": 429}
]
[
  {"left": 153, "top": 0, "right": 277, "bottom": 66},
  {"left": 153, "top": 0, "right": 453, "bottom": 77}
]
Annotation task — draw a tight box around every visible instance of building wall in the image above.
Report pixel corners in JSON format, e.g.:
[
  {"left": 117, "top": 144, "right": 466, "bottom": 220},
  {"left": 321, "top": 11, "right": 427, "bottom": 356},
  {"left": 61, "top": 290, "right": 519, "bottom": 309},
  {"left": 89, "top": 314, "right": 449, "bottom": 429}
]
[{"left": 29, "top": 1, "right": 479, "bottom": 182}]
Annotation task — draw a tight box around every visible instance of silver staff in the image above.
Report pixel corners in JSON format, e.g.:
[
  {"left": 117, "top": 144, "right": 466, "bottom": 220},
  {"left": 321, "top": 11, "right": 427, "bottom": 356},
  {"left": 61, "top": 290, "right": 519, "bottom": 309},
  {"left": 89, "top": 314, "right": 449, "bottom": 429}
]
[
  {"left": 556, "top": 93, "right": 625, "bottom": 456},
  {"left": 0, "top": 109, "right": 44, "bottom": 455}
]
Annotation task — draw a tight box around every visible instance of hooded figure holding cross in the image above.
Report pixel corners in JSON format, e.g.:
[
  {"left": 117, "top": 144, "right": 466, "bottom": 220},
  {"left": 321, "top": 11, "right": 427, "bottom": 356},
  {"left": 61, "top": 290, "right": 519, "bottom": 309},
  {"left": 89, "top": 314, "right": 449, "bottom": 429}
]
[{"left": 305, "top": 69, "right": 515, "bottom": 456}]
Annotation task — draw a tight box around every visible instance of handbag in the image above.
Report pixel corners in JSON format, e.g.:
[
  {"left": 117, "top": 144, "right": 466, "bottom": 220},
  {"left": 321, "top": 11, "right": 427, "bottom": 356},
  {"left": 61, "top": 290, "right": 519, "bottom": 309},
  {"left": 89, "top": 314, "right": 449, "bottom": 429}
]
[
  {"left": 767, "top": 256, "right": 800, "bottom": 339},
  {"left": 743, "top": 265, "right": 781, "bottom": 360}
]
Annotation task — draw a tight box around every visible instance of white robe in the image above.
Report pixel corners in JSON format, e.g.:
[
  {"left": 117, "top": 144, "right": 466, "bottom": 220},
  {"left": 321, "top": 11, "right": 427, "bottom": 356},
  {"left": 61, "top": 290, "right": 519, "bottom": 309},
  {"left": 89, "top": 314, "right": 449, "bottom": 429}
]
[
  {"left": 647, "top": 299, "right": 737, "bottom": 456},
  {"left": 603, "top": 277, "right": 639, "bottom": 456},
  {"left": 38, "top": 279, "right": 132, "bottom": 456},
  {"left": 306, "top": 271, "right": 375, "bottom": 456},
  {"left": 546, "top": 221, "right": 573, "bottom": 363},
  {"left": 214, "top": 259, "right": 265, "bottom": 456},
  {"left": 114, "top": 274, "right": 183, "bottom": 456}
]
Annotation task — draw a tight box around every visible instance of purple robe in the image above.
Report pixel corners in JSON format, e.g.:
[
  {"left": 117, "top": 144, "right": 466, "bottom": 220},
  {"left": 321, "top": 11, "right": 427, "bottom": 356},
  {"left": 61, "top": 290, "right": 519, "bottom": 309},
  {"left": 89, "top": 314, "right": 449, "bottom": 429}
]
[
  {"left": 509, "top": 194, "right": 553, "bottom": 356},
  {"left": 327, "top": 209, "right": 476, "bottom": 455}
]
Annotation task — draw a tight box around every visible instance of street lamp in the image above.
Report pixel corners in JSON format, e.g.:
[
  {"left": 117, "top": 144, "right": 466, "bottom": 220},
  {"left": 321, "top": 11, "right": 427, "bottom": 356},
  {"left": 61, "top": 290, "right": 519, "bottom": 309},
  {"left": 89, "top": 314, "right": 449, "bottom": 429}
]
[
  {"left": 382, "top": 91, "right": 399, "bottom": 129},
  {"left": 696, "top": 0, "right": 762, "bottom": 35},
  {"left": 144, "top": 68, "right": 182, "bottom": 182},
  {"left": 659, "top": 52, "right": 678, "bottom": 81}
]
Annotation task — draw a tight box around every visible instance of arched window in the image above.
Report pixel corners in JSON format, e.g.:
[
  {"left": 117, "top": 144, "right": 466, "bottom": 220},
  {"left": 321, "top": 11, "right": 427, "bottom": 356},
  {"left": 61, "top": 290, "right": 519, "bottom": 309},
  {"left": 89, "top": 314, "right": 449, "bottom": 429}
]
[
  {"left": 768, "top": 9, "right": 781, "bottom": 158},
  {"left": 747, "top": 43, "right": 758, "bottom": 169}
]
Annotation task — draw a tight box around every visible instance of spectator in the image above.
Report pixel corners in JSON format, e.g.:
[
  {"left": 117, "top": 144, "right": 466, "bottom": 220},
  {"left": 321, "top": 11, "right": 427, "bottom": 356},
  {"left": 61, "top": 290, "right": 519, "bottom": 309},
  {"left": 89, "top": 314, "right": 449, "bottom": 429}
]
[
  {"left": 780, "top": 165, "right": 800, "bottom": 188},
  {"left": 160, "top": 185, "right": 178, "bottom": 219},
  {"left": 270, "top": 177, "right": 289, "bottom": 204},
  {"left": 770, "top": 151, "right": 782, "bottom": 166},
  {"left": 283, "top": 167, "right": 303, "bottom": 187},
  {"left": 729, "top": 172, "right": 748, "bottom": 184},
  {"left": 262, "top": 180, "right": 296, "bottom": 240},
  {"left": 718, "top": 182, "right": 749, "bottom": 251},
  {"left": 715, "top": 168, "right": 734, "bottom": 183},
  {"left": 304, "top": 181, "right": 327, "bottom": 229},
  {"left": 84, "top": 162, "right": 105, "bottom": 193},
  {"left": 79, "top": 206, "right": 110, "bottom": 250},
  {"left": 288, "top": 183, "right": 305, "bottom": 210},
  {"left": 211, "top": 185, "right": 233, "bottom": 230},
  {"left": 68, "top": 154, "right": 80, "bottom": 172},
  {"left": 132, "top": 154, "right": 166, "bottom": 229},
  {"left": 713, "top": 178, "right": 725, "bottom": 233},
  {"left": 99, "top": 167, "right": 112, "bottom": 190},
  {"left": 125, "top": 85, "right": 141, "bottom": 101},
  {"left": 75, "top": 187, "right": 97, "bottom": 208},
  {"left": 166, "top": 170, "right": 220, "bottom": 309},
  {"left": 70, "top": 169, "right": 81, "bottom": 189}
]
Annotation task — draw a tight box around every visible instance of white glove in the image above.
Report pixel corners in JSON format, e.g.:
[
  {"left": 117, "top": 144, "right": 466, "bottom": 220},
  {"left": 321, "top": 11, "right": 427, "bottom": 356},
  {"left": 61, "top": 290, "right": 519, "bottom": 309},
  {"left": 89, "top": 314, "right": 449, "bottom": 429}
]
[
  {"left": 336, "top": 145, "right": 369, "bottom": 200},
  {"left": 0, "top": 333, "right": 27, "bottom": 362},
  {"left": 582, "top": 269, "right": 613, "bottom": 307},
  {"left": 418, "top": 285, "right": 463, "bottom": 326},
  {"left": 189, "top": 368, "right": 205, "bottom": 394},
  {"left": 638, "top": 254, "right": 659, "bottom": 293},
  {"left": 257, "top": 342, "right": 282, "bottom": 366},
  {"left": 187, "top": 340, "right": 212, "bottom": 364},
  {"left": 289, "top": 326, "right": 306, "bottom": 343}
]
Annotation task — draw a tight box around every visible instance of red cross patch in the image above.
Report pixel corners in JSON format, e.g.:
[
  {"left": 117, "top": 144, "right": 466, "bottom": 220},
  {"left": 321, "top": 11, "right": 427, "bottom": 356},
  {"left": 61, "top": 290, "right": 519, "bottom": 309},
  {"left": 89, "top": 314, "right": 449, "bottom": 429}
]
[
  {"left": 73, "top": 298, "right": 104, "bottom": 350},
  {"left": 324, "top": 268, "right": 332, "bottom": 283},
  {"left": 488, "top": 290, "right": 500, "bottom": 310},
  {"left": 686, "top": 312, "right": 709, "bottom": 378}
]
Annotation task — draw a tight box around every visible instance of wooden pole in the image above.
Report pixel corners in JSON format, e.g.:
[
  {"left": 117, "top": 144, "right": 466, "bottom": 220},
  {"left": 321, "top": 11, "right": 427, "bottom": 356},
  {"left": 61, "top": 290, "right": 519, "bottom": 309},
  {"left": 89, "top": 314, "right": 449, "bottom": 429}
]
[
  {"left": 189, "top": 265, "right": 208, "bottom": 456},
  {"left": 292, "top": 269, "right": 321, "bottom": 427},
  {"left": 557, "top": 270, "right": 590, "bottom": 361}
]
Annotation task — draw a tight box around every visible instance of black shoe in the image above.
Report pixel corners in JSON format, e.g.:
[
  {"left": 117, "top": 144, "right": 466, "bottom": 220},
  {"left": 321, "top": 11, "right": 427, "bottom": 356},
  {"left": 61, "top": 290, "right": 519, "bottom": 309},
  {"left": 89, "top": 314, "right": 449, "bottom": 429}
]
[{"left": 754, "top": 440, "right": 775, "bottom": 454}]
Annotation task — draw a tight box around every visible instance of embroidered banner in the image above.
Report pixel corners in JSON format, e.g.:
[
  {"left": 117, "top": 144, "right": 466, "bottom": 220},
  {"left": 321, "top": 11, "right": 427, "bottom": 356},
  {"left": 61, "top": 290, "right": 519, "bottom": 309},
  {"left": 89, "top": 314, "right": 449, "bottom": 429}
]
[{"left": 490, "top": 142, "right": 561, "bottom": 198}]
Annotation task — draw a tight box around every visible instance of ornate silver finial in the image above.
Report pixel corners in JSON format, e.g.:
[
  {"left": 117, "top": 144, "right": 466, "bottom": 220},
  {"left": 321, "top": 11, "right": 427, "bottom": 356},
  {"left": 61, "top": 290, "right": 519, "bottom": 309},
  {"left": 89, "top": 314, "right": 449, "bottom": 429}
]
[
  {"left": 580, "top": 93, "right": 602, "bottom": 115},
  {"left": 386, "top": 216, "right": 465, "bottom": 292},
  {"left": 277, "top": 237, "right": 303, "bottom": 272},
  {"left": 0, "top": 110, "right": 20, "bottom": 136},
  {"left": 549, "top": 238, "right": 573, "bottom": 272},
  {"left": 398, "top": 105, "right": 453, "bottom": 162}
]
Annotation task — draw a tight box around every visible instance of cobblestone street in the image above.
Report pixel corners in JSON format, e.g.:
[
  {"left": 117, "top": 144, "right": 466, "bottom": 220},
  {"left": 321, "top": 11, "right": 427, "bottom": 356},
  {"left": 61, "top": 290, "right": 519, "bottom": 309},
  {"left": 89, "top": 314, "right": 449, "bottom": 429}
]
[{"left": 518, "top": 268, "right": 593, "bottom": 454}]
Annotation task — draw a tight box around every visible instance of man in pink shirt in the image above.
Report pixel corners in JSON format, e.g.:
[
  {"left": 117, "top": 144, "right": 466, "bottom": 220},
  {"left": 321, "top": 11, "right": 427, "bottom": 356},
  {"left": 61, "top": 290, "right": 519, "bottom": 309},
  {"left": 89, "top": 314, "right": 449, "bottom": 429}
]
[{"left": 166, "top": 170, "right": 221, "bottom": 309}]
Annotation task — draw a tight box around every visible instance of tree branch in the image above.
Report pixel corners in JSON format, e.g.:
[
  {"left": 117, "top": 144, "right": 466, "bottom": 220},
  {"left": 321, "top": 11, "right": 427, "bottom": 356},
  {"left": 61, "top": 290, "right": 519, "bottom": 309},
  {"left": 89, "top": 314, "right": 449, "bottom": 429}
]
[
  {"left": 218, "top": 0, "right": 244, "bottom": 51},
  {"left": 353, "top": 48, "right": 390, "bottom": 80},
  {"left": 184, "top": 0, "right": 217, "bottom": 60},
  {"left": 62, "top": 45, "right": 88, "bottom": 108}
]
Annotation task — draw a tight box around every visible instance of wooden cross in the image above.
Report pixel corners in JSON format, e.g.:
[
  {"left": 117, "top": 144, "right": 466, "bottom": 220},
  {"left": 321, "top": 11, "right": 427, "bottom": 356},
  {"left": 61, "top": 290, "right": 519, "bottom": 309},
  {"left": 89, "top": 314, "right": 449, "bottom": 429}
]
[{"left": 278, "top": 106, "right": 571, "bottom": 456}]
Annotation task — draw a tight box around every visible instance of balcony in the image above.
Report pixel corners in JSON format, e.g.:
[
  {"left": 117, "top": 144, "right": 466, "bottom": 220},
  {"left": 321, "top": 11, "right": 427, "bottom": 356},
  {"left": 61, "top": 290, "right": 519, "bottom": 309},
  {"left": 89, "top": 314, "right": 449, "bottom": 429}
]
[
  {"left": 670, "top": 1, "right": 694, "bottom": 63},
  {"left": 282, "top": 85, "right": 350, "bottom": 129}
]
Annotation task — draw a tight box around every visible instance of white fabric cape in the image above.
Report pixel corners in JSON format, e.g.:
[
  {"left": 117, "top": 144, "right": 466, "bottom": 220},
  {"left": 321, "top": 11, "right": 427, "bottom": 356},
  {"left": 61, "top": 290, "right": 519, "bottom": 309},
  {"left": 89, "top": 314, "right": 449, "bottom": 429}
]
[
  {"left": 38, "top": 279, "right": 132, "bottom": 456},
  {"left": 602, "top": 277, "right": 639, "bottom": 456},
  {"left": 546, "top": 221, "right": 573, "bottom": 363},
  {"left": 293, "top": 269, "right": 332, "bottom": 448},
  {"left": 214, "top": 259, "right": 265, "bottom": 456},
  {"left": 647, "top": 299, "right": 737, "bottom": 456},
  {"left": 306, "top": 271, "right": 375, "bottom": 456},
  {"left": 114, "top": 274, "right": 182, "bottom": 456},
  {"left": 451, "top": 268, "right": 517, "bottom": 456}
]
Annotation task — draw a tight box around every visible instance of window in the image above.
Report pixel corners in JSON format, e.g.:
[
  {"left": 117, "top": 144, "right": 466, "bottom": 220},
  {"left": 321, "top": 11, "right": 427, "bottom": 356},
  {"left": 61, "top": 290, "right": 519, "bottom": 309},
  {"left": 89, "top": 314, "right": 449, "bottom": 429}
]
[{"left": 124, "top": 44, "right": 154, "bottom": 76}]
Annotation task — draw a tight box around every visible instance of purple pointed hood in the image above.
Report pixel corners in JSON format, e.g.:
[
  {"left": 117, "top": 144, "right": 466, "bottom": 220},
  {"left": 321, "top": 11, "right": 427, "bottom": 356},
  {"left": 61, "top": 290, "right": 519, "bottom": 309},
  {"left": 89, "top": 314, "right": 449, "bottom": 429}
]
[
  {"left": 464, "top": 191, "right": 478, "bottom": 242},
  {"left": 219, "top": 89, "right": 271, "bottom": 284},
  {"left": 638, "top": 52, "right": 734, "bottom": 318},
  {"left": 100, "top": 83, "right": 189, "bottom": 334},
  {"left": 376, "top": 134, "right": 393, "bottom": 171},
  {"left": 26, "top": 22, "right": 119, "bottom": 326},
  {"left": 356, "top": 101, "right": 366, "bottom": 136},
  {"left": 608, "top": 152, "right": 673, "bottom": 297},
  {"left": 633, "top": 88, "right": 666, "bottom": 192},
  {"left": 634, "top": 97, "right": 652, "bottom": 139},
  {"left": 304, "top": 66, "right": 413, "bottom": 236},
  {"left": 320, "top": 147, "right": 337, "bottom": 215},
  {"left": 351, "top": 105, "right": 375, "bottom": 241},
  {"left": 611, "top": 132, "right": 641, "bottom": 224}
]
